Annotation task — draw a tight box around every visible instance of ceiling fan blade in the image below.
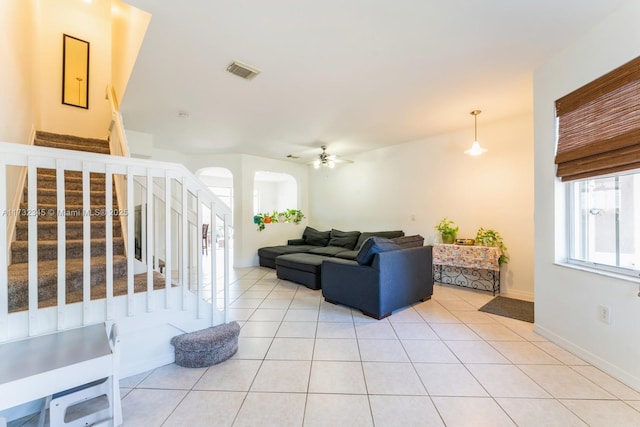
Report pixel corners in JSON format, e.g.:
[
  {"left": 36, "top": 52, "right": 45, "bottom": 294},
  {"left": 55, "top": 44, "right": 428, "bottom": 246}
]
[{"left": 333, "top": 157, "right": 354, "bottom": 164}]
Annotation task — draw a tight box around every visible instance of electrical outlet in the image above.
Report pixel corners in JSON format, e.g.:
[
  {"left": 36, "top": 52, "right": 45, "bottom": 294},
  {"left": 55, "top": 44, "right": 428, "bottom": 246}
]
[{"left": 597, "top": 305, "right": 611, "bottom": 324}]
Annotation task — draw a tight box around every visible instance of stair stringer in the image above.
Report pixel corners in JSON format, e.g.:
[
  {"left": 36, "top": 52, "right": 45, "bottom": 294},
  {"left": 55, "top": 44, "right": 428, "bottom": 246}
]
[{"left": 115, "top": 288, "right": 224, "bottom": 379}]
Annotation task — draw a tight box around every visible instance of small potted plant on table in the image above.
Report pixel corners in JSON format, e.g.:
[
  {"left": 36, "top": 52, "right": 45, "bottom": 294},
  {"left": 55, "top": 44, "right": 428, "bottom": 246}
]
[
  {"left": 475, "top": 227, "right": 509, "bottom": 265},
  {"left": 435, "top": 217, "right": 459, "bottom": 244}
]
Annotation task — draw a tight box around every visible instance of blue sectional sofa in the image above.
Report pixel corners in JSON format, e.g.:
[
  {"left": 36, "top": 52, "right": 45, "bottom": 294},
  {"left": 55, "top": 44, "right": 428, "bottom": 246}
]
[{"left": 257, "top": 228, "right": 433, "bottom": 318}]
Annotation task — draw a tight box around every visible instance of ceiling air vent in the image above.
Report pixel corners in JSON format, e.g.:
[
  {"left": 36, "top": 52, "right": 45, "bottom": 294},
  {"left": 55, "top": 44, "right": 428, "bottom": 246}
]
[{"left": 226, "top": 61, "right": 260, "bottom": 80}]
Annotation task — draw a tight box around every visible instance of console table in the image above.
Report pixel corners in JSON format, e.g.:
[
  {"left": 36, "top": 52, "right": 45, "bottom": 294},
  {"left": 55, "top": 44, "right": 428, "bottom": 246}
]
[{"left": 432, "top": 243, "right": 501, "bottom": 295}]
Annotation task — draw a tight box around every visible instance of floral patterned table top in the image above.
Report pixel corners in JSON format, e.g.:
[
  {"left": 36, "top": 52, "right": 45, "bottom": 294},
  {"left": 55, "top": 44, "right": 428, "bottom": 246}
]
[{"left": 432, "top": 243, "right": 502, "bottom": 271}]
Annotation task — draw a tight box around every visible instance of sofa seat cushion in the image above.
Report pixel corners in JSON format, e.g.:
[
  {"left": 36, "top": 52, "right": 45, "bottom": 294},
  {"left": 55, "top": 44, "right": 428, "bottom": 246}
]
[
  {"left": 258, "top": 245, "right": 318, "bottom": 268},
  {"left": 308, "top": 246, "right": 351, "bottom": 257},
  {"left": 356, "top": 237, "right": 401, "bottom": 265},
  {"left": 258, "top": 245, "right": 316, "bottom": 259},
  {"left": 328, "top": 229, "right": 361, "bottom": 250},
  {"left": 355, "top": 230, "right": 404, "bottom": 250},
  {"left": 276, "top": 253, "right": 329, "bottom": 273},
  {"left": 334, "top": 250, "right": 358, "bottom": 260}
]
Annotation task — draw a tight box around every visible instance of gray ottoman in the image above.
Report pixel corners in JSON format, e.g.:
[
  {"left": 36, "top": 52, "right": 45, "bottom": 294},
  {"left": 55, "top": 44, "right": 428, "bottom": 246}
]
[
  {"left": 170, "top": 322, "right": 240, "bottom": 368},
  {"left": 275, "top": 253, "right": 330, "bottom": 289}
]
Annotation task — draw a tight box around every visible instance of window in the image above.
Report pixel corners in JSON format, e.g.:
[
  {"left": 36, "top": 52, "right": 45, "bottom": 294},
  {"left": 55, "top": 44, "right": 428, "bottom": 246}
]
[
  {"left": 567, "top": 172, "right": 640, "bottom": 276},
  {"left": 556, "top": 56, "right": 640, "bottom": 277}
]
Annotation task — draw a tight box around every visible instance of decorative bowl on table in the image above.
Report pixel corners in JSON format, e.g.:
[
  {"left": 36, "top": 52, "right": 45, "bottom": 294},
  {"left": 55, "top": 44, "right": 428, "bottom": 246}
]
[{"left": 455, "top": 239, "right": 475, "bottom": 246}]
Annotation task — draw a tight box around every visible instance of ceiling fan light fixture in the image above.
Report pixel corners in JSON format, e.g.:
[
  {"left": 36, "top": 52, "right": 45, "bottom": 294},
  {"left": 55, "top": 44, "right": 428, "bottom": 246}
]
[
  {"left": 465, "top": 110, "right": 488, "bottom": 156},
  {"left": 310, "top": 144, "right": 353, "bottom": 169}
]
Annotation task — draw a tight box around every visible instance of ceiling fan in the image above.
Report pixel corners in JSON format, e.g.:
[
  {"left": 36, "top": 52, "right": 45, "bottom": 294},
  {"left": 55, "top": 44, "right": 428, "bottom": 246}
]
[{"left": 311, "top": 145, "right": 353, "bottom": 169}]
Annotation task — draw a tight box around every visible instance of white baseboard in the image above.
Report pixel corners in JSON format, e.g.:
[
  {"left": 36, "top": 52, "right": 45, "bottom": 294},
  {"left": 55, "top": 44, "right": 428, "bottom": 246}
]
[
  {"left": 500, "top": 288, "right": 534, "bottom": 301},
  {"left": 533, "top": 324, "right": 640, "bottom": 392}
]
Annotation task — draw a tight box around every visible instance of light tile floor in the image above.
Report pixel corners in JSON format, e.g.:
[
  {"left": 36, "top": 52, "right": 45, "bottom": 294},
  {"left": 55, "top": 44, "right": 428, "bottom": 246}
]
[{"left": 17, "top": 266, "right": 640, "bottom": 426}]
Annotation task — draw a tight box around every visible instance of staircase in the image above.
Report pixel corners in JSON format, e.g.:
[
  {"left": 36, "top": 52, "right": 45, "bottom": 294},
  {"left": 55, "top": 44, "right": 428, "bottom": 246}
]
[{"left": 6, "top": 131, "right": 163, "bottom": 312}]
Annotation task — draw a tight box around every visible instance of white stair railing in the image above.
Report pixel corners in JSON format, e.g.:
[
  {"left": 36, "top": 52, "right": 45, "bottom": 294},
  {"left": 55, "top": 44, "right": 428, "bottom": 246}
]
[
  {"left": 107, "top": 84, "right": 130, "bottom": 256},
  {"left": 0, "top": 141, "right": 231, "bottom": 342}
]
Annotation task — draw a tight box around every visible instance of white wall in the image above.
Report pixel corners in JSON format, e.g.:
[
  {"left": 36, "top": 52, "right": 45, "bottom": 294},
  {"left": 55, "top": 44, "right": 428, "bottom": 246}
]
[
  {"left": 254, "top": 180, "right": 279, "bottom": 213},
  {"left": 111, "top": 0, "right": 150, "bottom": 104},
  {"left": 198, "top": 174, "right": 233, "bottom": 192},
  {"left": 277, "top": 178, "right": 298, "bottom": 212},
  {"left": 253, "top": 175, "right": 298, "bottom": 214},
  {"left": 309, "top": 113, "right": 535, "bottom": 299},
  {"left": 0, "top": 0, "right": 35, "bottom": 145},
  {"left": 534, "top": 1, "right": 640, "bottom": 390},
  {"left": 1, "top": 0, "right": 37, "bottom": 251},
  {"left": 126, "top": 128, "right": 153, "bottom": 158},
  {"left": 32, "top": 0, "right": 112, "bottom": 138}
]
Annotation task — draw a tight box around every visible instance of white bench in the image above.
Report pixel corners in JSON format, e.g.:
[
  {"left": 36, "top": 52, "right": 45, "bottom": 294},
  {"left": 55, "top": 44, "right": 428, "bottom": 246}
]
[{"left": 0, "top": 323, "right": 121, "bottom": 426}]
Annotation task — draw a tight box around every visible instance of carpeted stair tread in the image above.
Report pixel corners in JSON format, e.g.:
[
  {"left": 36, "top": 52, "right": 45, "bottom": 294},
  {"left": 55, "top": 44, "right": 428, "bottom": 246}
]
[
  {"left": 7, "top": 256, "right": 127, "bottom": 282},
  {"left": 7, "top": 255, "right": 129, "bottom": 311},
  {"left": 36, "top": 169, "right": 110, "bottom": 182},
  {"left": 27, "top": 186, "right": 109, "bottom": 196},
  {"left": 37, "top": 173, "right": 107, "bottom": 184},
  {"left": 15, "top": 220, "right": 122, "bottom": 240},
  {"left": 15, "top": 209, "right": 110, "bottom": 223},
  {"left": 18, "top": 202, "right": 120, "bottom": 215},
  {"left": 36, "top": 167, "right": 107, "bottom": 176},
  {"left": 32, "top": 271, "right": 168, "bottom": 312},
  {"left": 35, "top": 131, "right": 109, "bottom": 145},
  {"left": 11, "top": 238, "right": 125, "bottom": 263},
  {"left": 35, "top": 132, "right": 110, "bottom": 154}
]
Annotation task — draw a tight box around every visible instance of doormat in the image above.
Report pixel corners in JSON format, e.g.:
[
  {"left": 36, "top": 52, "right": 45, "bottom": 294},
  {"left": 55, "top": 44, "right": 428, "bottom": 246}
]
[{"left": 478, "top": 296, "right": 534, "bottom": 323}]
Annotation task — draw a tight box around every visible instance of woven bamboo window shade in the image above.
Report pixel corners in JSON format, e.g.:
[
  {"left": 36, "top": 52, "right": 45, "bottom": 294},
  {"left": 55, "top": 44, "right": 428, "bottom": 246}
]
[{"left": 555, "top": 56, "right": 640, "bottom": 181}]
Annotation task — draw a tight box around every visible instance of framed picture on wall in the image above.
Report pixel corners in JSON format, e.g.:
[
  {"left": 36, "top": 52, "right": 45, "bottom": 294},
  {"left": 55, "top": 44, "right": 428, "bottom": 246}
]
[{"left": 62, "top": 34, "right": 89, "bottom": 109}]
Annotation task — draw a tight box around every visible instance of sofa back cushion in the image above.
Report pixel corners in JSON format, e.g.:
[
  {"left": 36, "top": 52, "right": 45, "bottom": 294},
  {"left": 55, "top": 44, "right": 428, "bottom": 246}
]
[
  {"left": 303, "top": 226, "right": 331, "bottom": 246},
  {"left": 328, "top": 229, "right": 361, "bottom": 250},
  {"left": 355, "top": 230, "right": 404, "bottom": 250},
  {"left": 356, "top": 237, "right": 401, "bottom": 265},
  {"left": 391, "top": 234, "right": 424, "bottom": 249}
]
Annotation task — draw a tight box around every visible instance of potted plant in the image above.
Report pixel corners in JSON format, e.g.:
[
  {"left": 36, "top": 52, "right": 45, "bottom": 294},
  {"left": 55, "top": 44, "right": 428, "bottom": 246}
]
[
  {"left": 475, "top": 227, "right": 509, "bottom": 265},
  {"left": 435, "top": 217, "right": 459, "bottom": 244},
  {"left": 254, "top": 209, "right": 305, "bottom": 231},
  {"left": 286, "top": 209, "right": 305, "bottom": 224},
  {"left": 253, "top": 213, "right": 266, "bottom": 231}
]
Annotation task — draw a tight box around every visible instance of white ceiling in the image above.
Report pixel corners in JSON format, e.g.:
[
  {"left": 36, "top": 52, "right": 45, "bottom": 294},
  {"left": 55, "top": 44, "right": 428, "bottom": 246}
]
[{"left": 121, "top": 0, "right": 628, "bottom": 163}]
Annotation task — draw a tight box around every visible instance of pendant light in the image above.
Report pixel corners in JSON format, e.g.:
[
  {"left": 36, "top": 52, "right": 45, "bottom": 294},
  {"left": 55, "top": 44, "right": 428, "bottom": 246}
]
[{"left": 465, "top": 110, "right": 488, "bottom": 156}]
